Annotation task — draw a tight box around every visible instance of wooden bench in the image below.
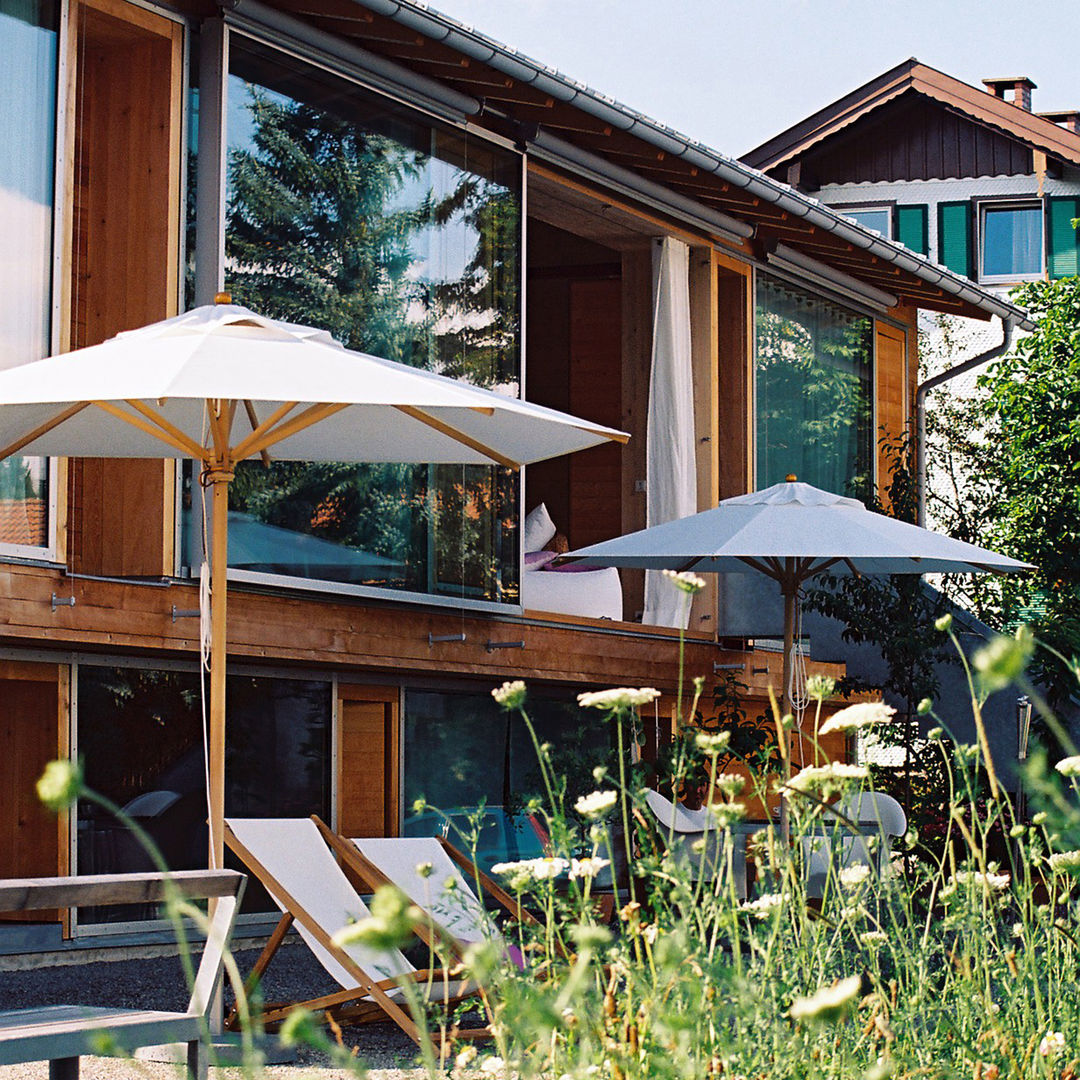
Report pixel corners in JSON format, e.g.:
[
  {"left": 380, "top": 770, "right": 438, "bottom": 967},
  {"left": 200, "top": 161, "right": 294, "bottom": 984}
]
[{"left": 0, "top": 870, "right": 246, "bottom": 1080}]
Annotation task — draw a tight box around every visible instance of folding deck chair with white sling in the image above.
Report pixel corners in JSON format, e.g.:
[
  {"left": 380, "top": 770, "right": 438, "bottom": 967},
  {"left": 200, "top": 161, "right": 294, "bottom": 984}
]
[
  {"left": 312, "top": 817, "right": 538, "bottom": 966},
  {"left": 223, "top": 818, "right": 489, "bottom": 1046}
]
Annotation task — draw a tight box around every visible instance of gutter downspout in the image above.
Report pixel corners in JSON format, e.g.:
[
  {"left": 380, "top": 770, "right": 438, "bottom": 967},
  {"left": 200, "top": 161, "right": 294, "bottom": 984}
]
[{"left": 916, "top": 316, "right": 1015, "bottom": 526}]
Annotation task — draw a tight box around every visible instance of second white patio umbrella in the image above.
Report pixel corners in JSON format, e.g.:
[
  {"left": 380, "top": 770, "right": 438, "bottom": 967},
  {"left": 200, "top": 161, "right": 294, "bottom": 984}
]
[{"left": 0, "top": 301, "right": 628, "bottom": 866}]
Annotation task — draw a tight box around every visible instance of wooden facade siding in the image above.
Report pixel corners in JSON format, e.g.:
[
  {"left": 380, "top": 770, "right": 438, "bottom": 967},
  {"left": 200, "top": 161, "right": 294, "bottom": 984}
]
[
  {"left": 793, "top": 94, "right": 1034, "bottom": 188},
  {"left": 0, "top": 563, "right": 846, "bottom": 708}
]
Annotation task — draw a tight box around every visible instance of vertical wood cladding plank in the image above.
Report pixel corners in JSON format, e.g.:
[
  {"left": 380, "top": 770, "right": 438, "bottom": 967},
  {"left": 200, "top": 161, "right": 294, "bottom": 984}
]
[
  {"left": 568, "top": 277, "right": 622, "bottom": 549},
  {"left": 523, "top": 277, "right": 571, "bottom": 531},
  {"left": 0, "top": 669, "right": 61, "bottom": 921},
  {"left": 68, "top": 0, "right": 181, "bottom": 577},
  {"left": 875, "top": 320, "right": 909, "bottom": 508},
  {"left": 716, "top": 258, "right": 751, "bottom": 500},
  {"left": 338, "top": 686, "right": 400, "bottom": 840},
  {"left": 620, "top": 248, "right": 652, "bottom": 621}
]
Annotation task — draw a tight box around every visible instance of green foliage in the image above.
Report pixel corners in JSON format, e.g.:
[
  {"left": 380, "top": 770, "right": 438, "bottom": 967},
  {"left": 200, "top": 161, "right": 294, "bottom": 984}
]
[{"left": 928, "top": 278, "right": 1080, "bottom": 705}]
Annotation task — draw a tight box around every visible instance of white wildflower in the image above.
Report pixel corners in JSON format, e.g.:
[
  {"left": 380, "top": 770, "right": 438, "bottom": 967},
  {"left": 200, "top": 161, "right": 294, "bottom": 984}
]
[
  {"left": 569, "top": 856, "right": 610, "bottom": 881},
  {"left": 787, "top": 762, "right": 868, "bottom": 794},
  {"left": 838, "top": 903, "right": 868, "bottom": 922},
  {"left": 480, "top": 1056, "right": 509, "bottom": 1075},
  {"left": 641, "top": 923, "right": 659, "bottom": 945},
  {"left": 491, "top": 680, "right": 526, "bottom": 708},
  {"left": 455, "top": 1045, "right": 478, "bottom": 1068},
  {"left": 940, "top": 870, "right": 1011, "bottom": 900},
  {"left": 490, "top": 857, "right": 569, "bottom": 887},
  {"left": 1055, "top": 756, "right": 1080, "bottom": 778},
  {"left": 577, "top": 687, "right": 661, "bottom": 711},
  {"left": 713, "top": 773, "right": 745, "bottom": 797},
  {"left": 415, "top": 861, "right": 433, "bottom": 879},
  {"left": 859, "top": 930, "right": 889, "bottom": 947},
  {"left": 818, "top": 702, "right": 895, "bottom": 736},
  {"left": 695, "top": 730, "right": 731, "bottom": 754},
  {"left": 1048, "top": 850, "right": 1080, "bottom": 874},
  {"left": 839, "top": 864, "right": 871, "bottom": 888},
  {"left": 574, "top": 789, "right": 618, "bottom": 819},
  {"left": 789, "top": 975, "right": 862, "bottom": 1022},
  {"left": 1012, "top": 922, "right": 1025, "bottom": 939},
  {"left": 1039, "top": 1031, "right": 1065, "bottom": 1058},
  {"left": 1033, "top": 811, "right": 1048, "bottom": 825},
  {"left": 662, "top": 568, "right": 706, "bottom": 594},
  {"left": 739, "top": 892, "right": 784, "bottom": 920},
  {"left": 706, "top": 801, "right": 747, "bottom": 827}
]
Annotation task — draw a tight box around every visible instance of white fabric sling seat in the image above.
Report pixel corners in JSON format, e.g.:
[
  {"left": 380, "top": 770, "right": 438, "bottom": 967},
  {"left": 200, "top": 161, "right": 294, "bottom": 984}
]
[{"left": 224, "top": 818, "right": 486, "bottom": 1047}]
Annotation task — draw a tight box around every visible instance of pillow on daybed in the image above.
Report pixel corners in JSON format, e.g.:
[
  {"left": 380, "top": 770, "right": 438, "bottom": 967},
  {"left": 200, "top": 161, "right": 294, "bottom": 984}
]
[{"left": 523, "top": 502, "right": 556, "bottom": 552}]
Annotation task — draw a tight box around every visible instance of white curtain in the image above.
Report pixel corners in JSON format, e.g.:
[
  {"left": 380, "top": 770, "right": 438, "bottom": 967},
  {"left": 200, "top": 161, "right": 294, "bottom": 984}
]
[{"left": 643, "top": 236, "right": 696, "bottom": 628}]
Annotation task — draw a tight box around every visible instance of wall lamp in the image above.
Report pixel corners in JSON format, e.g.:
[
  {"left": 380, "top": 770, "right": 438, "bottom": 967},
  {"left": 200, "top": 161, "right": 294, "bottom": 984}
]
[{"left": 764, "top": 242, "right": 898, "bottom": 313}]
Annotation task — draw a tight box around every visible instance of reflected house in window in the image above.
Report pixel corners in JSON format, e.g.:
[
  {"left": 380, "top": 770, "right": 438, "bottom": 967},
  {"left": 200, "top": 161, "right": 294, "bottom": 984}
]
[{"left": 0, "top": 0, "right": 1040, "bottom": 945}]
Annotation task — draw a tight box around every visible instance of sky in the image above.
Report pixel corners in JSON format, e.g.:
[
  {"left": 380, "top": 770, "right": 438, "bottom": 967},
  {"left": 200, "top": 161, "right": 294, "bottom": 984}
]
[{"left": 426, "top": 0, "right": 1078, "bottom": 159}]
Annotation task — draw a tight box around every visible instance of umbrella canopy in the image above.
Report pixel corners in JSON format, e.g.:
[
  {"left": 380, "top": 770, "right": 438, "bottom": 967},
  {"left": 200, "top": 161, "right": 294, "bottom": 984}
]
[
  {"left": 0, "top": 304, "right": 624, "bottom": 467},
  {"left": 563, "top": 480, "right": 1031, "bottom": 578},
  {"left": 0, "top": 301, "right": 628, "bottom": 867}
]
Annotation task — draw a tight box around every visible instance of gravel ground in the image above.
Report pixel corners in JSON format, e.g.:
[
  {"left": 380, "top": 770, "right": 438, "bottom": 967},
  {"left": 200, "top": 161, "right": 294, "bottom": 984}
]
[{"left": 0, "top": 944, "right": 434, "bottom": 1079}]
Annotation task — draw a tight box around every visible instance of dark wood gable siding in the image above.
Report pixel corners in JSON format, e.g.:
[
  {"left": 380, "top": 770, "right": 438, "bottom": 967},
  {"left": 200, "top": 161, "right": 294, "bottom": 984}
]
[{"left": 785, "top": 92, "right": 1033, "bottom": 186}]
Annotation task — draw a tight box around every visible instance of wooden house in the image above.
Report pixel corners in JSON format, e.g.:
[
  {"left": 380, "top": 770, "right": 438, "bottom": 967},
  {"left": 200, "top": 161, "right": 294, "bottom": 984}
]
[{"left": 0, "top": 1, "right": 1030, "bottom": 947}]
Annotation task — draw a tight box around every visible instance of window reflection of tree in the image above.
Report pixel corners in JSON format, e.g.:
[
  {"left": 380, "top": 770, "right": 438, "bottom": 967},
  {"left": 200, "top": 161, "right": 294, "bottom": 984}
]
[
  {"left": 221, "top": 55, "right": 521, "bottom": 603},
  {"left": 755, "top": 274, "right": 873, "bottom": 499}
]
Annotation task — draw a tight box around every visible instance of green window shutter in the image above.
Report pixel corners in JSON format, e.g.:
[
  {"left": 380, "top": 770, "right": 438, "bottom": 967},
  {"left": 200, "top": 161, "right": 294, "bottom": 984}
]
[
  {"left": 937, "top": 201, "right": 972, "bottom": 277},
  {"left": 894, "top": 205, "right": 928, "bottom": 255},
  {"left": 1047, "top": 196, "right": 1080, "bottom": 279}
]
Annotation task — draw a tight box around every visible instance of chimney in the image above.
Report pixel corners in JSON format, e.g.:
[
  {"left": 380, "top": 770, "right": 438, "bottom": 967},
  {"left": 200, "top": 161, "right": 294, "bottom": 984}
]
[
  {"left": 1039, "top": 109, "right": 1080, "bottom": 134},
  {"left": 982, "top": 76, "right": 1036, "bottom": 111}
]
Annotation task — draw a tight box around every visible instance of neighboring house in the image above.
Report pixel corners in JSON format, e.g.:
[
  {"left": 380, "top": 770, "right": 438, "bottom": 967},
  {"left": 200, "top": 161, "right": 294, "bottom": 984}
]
[
  {"left": 741, "top": 59, "right": 1079, "bottom": 771},
  {"left": 0, "top": 1, "right": 1028, "bottom": 949}
]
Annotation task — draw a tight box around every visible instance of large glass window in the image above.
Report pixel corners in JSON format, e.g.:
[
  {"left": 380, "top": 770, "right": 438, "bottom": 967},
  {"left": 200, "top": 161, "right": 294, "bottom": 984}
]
[
  {"left": 191, "top": 37, "right": 522, "bottom": 605},
  {"left": 755, "top": 272, "right": 874, "bottom": 498},
  {"left": 403, "top": 688, "right": 614, "bottom": 871},
  {"left": 980, "top": 202, "right": 1043, "bottom": 281},
  {"left": 0, "top": 0, "right": 58, "bottom": 554},
  {"left": 76, "top": 665, "right": 331, "bottom": 922}
]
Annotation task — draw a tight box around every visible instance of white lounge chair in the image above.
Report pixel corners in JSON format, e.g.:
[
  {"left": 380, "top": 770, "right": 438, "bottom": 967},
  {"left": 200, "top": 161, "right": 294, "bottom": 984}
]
[
  {"left": 643, "top": 790, "right": 748, "bottom": 898},
  {"left": 223, "top": 818, "right": 487, "bottom": 1047},
  {"left": 804, "top": 791, "right": 907, "bottom": 898}
]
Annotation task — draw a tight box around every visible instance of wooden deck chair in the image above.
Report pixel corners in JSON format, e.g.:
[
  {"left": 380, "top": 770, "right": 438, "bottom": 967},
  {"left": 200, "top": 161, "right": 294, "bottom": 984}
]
[
  {"left": 223, "top": 818, "right": 489, "bottom": 1047},
  {"left": 311, "top": 817, "right": 539, "bottom": 965}
]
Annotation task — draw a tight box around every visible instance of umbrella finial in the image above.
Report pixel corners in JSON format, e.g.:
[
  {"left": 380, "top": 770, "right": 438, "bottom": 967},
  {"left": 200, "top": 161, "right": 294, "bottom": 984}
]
[
  {"left": 214, "top": 292, "right": 233, "bottom": 305},
  {"left": 785, "top": 473, "right": 797, "bottom": 482}
]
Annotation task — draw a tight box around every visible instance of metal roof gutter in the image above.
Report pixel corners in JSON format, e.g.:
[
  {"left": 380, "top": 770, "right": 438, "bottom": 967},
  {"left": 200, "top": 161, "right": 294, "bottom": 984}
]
[{"left": 354, "top": 0, "right": 1034, "bottom": 330}]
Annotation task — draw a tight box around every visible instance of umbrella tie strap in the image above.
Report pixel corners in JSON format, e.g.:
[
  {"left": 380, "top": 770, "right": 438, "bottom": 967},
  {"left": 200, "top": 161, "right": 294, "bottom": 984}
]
[{"left": 200, "top": 465, "right": 235, "bottom": 486}]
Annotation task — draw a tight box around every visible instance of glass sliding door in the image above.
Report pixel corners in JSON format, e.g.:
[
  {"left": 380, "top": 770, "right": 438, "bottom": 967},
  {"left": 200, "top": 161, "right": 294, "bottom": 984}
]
[
  {"left": 0, "top": 0, "right": 58, "bottom": 555},
  {"left": 754, "top": 272, "right": 874, "bottom": 499},
  {"left": 187, "top": 36, "right": 521, "bottom": 605}
]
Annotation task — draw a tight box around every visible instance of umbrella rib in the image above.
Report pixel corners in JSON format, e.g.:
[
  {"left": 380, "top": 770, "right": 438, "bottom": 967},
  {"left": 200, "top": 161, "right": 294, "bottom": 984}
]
[
  {"left": 0, "top": 402, "right": 92, "bottom": 461},
  {"left": 239, "top": 402, "right": 350, "bottom": 460},
  {"left": 242, "top": 401, "right": 272, "bottom": 466},
  {"left": 395, "top": 405, "right": 521, "bottom": 469},
  {"left": 93, "top": 401, "right": 206, "bottom": 459},
  {"left": 231, "top": 401, "right": 300, "bottom": 461},
  {"left": 122, "top": 400, "right": 208, "bottom": 460}
]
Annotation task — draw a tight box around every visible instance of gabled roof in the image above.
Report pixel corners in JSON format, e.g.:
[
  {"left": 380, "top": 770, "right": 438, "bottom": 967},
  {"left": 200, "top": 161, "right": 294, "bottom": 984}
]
[
  {"left": 235, "top": 0, "right": 1033, "bottom": 328},
  {"left": 743, "top": 58, "right": 1080, "bottom": 174}
]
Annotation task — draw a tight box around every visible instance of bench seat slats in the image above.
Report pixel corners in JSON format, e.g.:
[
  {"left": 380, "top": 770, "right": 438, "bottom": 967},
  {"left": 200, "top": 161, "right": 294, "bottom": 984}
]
[{"left": 0, "top": 1007, "right": 201, "bottom": 1065}]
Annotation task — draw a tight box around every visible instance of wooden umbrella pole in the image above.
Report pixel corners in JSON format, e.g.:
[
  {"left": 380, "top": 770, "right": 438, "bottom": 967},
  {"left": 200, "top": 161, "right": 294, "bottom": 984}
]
[
  {"left": 207, "top": 462, "right": 234, "bottom": 871},
  {"left": 778, "top": 565, "right": 797, "bottom": 848}
]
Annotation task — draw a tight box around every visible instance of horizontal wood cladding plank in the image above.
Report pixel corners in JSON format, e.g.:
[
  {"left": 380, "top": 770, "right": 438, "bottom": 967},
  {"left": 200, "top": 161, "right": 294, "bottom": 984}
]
[{"left": 0, "top": 565, "right": 844, "bottom": 692}]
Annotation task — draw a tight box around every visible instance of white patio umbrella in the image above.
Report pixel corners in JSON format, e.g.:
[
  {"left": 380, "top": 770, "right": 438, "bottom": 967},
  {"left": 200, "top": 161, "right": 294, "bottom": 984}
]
[
  {"left": 563, "top": 477, "right": 1032, "bottom": 735},
  {"left": 0, "top": 301, "right": 628, "bottom": 867}
]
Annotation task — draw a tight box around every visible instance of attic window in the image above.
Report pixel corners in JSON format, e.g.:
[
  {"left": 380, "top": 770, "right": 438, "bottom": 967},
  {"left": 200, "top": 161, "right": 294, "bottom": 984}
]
[{"left": 841, "top": 205, "right": 891, "bottom": 238}]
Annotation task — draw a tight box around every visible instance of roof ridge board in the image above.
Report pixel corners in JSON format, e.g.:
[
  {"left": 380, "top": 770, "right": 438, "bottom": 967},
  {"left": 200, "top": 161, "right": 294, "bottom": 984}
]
[{"left": 742, "top": 60, "right": 921, "bottom": 169}]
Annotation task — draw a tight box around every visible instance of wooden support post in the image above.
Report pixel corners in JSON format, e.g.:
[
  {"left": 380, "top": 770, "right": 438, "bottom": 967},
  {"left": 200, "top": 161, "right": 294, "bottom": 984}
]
[{"left": 208, "top": 467, "right": 231, "bottom": 871}]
